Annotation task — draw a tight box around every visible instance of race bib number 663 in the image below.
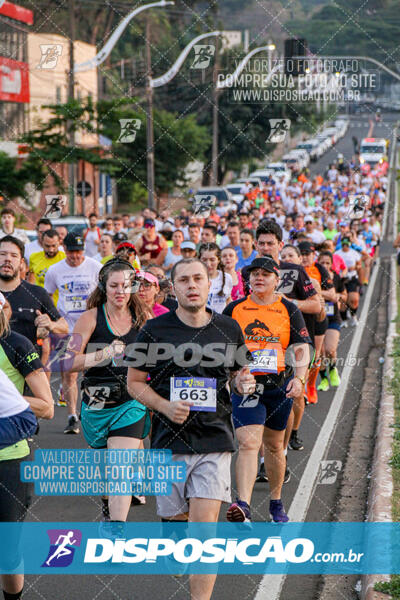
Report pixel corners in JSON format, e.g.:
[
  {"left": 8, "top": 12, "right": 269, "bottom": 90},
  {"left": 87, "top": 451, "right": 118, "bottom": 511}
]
[{"left": 170, "top": 377, "right": 217, "bottom": 412}]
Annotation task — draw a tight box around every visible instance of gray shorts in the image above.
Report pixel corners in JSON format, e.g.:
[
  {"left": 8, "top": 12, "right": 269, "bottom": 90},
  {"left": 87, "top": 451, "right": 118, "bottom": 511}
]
[{"left": 156, "top": 452, "right": 232, "bottom": 518}]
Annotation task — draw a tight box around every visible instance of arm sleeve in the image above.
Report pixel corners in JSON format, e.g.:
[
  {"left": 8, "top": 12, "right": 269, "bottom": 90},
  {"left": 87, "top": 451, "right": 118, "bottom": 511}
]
[{"left": 318, "top": 264, "right": 334, "bottom": 290}]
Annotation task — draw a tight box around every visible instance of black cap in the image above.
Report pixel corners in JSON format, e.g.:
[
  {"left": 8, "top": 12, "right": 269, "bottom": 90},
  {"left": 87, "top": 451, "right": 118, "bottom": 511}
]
[
  {"left": 298, "top": 241, "right": 315, "bottom": 254},
  {"left": 247, "top": 256, "right": 280, "bottom": 276},
  {"left": 64, "top": 232, "right": 84, "bottom": 250},
  {"left": 113, "top": 232, "right": 128, "bottom": 243}
]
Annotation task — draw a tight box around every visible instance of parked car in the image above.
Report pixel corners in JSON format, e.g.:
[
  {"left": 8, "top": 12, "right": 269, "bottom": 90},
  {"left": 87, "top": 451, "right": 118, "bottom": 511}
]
[
  {"left": 225, "top": 184, "right": 245, "bottom": 204},
  {"left": 288, "top": 149, "right": 310, "bottom": 169},
  {"left": 50, "top": 216, "right": 89, "bottom": 235},
  {"left": 264, "top": 162, "right": 292, "bottom": 182},
  {"left": 296, "top": 140, "right": 320, "bottom": 162}
]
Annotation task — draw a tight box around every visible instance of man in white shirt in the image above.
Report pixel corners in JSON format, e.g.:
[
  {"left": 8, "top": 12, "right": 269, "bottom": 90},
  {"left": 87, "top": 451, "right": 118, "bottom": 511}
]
[
  {"left": 304, "top": 216, "right": 326, "bottom": 245},
  {"left": 83, "top": 213, "right": 101, "bottom": 257},
  {"left": 0, "top": 207, "right": 29, "bottom": 245},
  {"left": 44, "top": 232, "right": 101, "bottom": 434}
]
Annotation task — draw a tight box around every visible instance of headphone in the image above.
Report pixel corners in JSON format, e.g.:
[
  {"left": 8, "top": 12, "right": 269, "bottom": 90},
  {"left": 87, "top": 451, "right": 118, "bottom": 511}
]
[{"left": 97, "top": 257, "right": 136, "bottom": 293}]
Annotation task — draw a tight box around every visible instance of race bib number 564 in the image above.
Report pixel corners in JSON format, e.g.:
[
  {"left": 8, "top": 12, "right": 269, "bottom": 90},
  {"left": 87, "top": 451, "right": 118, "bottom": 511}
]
[{"left": 170, "top": 377, "right": 217, "bottom": 412}]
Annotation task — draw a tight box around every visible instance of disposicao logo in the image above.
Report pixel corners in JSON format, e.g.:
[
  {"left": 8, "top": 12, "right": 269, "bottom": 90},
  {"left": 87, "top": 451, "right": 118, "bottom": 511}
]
[{"left": 42, "top": 529, "right": 82, "bottom": 567}]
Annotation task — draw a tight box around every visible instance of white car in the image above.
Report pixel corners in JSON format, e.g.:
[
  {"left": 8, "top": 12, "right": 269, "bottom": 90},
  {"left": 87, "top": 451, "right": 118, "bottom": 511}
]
[
  {"left": 264, "top": 162, "right": 291, "bottom": 182},
  {"left": 288, "top": 149, "right": 310, "bottom": 169},
  {"left": 282, "top": 152, "right": 303, "bottom": 173},
  {"left": 321, "top": 127, "right": 338, "bottom": 145},
  {"left": 225, "top": 184, "right": 244, "bottom": 204},
  {"left": 334, "top": 119, "right": 349, "bottom": 138},
  {"left": 296, "top": 140, "right": 320, "bottom": 162},
  {"left": 316, "top": 133, "right": 332, "bottom": 152}
]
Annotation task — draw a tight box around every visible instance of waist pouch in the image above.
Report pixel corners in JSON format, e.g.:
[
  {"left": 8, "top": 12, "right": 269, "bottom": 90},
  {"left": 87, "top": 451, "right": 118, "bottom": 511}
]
[
  {"left": 256, "top": 367, "right": 293, "bottom": 389},
  {"left": 81, "top": 378, "right": 128, "bottom": 408}
]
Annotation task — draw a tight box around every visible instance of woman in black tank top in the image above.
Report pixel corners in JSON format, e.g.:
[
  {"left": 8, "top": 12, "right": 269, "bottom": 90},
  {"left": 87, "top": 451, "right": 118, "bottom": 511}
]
[{"left": 67, "top": 259, "right": 152, "bottom": 530}]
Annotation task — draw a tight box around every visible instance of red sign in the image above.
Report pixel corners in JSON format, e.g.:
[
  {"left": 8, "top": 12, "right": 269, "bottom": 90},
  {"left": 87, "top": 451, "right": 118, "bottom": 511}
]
[
  {"left": 0, "top": 1, "right": 33, "bottom": 25},
  {"left": 0, "top": 57, "right": 29, "bottom": 103}
]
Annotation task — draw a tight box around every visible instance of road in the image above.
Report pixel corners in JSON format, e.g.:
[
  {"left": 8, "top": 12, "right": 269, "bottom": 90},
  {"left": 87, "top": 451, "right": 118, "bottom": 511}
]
[{"left": 23, "top": 113, "right": 398, "bottom": 600}]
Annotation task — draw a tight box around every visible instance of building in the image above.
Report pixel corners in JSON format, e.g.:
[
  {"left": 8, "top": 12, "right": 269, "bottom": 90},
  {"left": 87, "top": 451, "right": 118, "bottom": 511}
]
[
  {"left": 0, "top": 1, "right": 33, "bottom": 139},
  {"left": 27, "top": 33, "right": 104, "bottom": 217}
]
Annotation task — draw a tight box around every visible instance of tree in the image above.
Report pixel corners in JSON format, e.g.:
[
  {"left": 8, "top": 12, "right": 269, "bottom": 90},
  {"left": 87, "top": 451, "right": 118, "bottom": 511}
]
[
  {"left": 20, "top": 99, "right": 118, "bottom": 191},
  {"left": 0, "top": 152, "right": 46, "bottom": 206},
  {"left": 98, "top": 99, "right": 209, "bottom": 204}
]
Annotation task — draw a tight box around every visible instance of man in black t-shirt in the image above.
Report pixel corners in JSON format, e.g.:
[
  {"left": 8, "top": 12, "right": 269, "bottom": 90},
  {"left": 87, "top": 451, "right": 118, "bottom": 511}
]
[
  {"left": 127, "top": 257, "right": 254, "bottom": 600},
  {"left": 0, "top": 236, "right": 68, "bottom": 358}
]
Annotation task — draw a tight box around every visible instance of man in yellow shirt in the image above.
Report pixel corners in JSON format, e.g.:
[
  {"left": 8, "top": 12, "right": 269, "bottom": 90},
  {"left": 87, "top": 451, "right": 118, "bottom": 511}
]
[{"left": 28, "top": 229, "right": 65, "bottom": 291}]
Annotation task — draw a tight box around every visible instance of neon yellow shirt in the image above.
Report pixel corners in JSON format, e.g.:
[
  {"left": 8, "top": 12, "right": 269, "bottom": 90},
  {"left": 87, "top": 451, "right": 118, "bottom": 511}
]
[{"left": 29, "top": 250, "right": 65, "bottom": 305}]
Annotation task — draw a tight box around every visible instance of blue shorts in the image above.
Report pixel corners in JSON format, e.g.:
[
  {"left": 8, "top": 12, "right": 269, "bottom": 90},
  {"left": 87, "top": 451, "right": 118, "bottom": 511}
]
[
  {"left": 231, "top": 378, "right": 293, "bottom": 431},
  {"left": 80, "top": 398, "right": 151, "bottom": 449},
  {"left": 327, "top": 320, "right": 341, "bottom": 331}
]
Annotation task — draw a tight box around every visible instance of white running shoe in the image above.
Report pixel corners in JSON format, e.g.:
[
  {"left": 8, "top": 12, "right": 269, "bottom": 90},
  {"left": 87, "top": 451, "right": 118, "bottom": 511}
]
[
  {"left": 349, "top": 315, "right": 359, "bottom": 326},
  {"left": 341, "top": 320, "right": 348, "bottom": 328}
]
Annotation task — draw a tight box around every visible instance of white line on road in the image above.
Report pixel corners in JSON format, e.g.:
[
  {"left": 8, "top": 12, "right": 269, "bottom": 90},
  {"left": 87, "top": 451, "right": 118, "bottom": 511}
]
[{"left": 255, "top": 259, "right": 381, "bottom": 600}]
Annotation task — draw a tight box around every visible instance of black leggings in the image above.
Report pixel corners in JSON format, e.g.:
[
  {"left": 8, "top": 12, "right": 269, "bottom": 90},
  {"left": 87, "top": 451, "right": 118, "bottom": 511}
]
[{"left": 0, "top": 458, "right": 33, "bottom": 571}]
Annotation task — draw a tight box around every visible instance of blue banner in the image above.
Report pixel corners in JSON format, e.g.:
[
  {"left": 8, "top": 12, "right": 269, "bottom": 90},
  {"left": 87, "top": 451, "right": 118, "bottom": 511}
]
[
  {"left": 20, "top": 449, "right": 186, "bottom": 496},
  {"left": 1, "top": 522, "right": 399, "bottom": 574}
]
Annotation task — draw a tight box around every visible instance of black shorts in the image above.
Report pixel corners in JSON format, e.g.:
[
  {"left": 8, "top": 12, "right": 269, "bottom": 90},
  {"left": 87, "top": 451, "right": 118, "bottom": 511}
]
[
  {"left": 315, "top": 317, "right": 328, "bottom": 336},
  {"left": 345, "top": 276, "right": 360, "bottom": 293},
  {"left": 397, "top": 252, "right": 400, "bottom": 266},
  {"left": 0, "top": 457, "right": 33, "bottom": 571}
]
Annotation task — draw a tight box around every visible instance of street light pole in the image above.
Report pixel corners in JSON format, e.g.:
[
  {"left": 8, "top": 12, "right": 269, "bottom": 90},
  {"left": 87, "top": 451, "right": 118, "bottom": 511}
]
[
  {"left": 210, "top": 45, "right": 274, "bottom": 186},
  {"left": 211, "top": 36, "right": 220, "bottom": 186},
  {"left": 68, "top": 0, "right": 76, "bottom": 215},
  {"left": 145, "top": 17, "right": 155, "bottom": 211}
]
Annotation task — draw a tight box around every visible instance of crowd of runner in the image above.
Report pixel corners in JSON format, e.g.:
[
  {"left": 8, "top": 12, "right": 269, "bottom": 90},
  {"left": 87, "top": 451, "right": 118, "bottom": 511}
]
[{"left": 0, "top": 153, "right": 385, "bottom": 600}]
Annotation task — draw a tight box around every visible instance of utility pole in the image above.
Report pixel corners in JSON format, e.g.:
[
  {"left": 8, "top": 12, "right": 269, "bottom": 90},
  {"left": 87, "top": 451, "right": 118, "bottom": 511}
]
[
  {"left": 211, "top": 36, "right": 220, "bottom": 186},
  {"left": 68, "top": 0, "right": 76, "bottom": 214},
  {"left": 145, "top": 16, "right": 155, "bottom": 210}
]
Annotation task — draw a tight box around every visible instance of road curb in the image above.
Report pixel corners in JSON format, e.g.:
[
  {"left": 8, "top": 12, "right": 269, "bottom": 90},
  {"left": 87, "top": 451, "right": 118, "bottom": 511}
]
[{"left": 361, "top": 182, "right": 397, "bottom": 600}]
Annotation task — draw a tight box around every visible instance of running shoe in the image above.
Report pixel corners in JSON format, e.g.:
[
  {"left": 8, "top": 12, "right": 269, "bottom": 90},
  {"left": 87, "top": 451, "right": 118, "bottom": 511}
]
[
  {"left": 131, "top": 495, "right": 146, "bottom": 506},
  {"left": 226, "top": 499, "right": 251, "bottom": 522},
  {"left": 56, "top": 384, "right": 66, "bottom": 407},
  {"left": 329, "top": 367, "right": 341, "bottom": 387},
  {"left": 269, "top": 499, "right": 289, "bottom": 523},
  {"left": 256, "top": 462, "right": 268, "bottom": 482},
  {"left": 98, "top": 520, "right": 125, "bottom": 541},
  {"left": 349, "top": 315, "right": 359, "bottom": 326},
  {"left": 283, "top": 461, "right": 291, "bottom": 484},
  {"left": 288, "top": 432, "right": 304, "bottom": 451},
  {"left": 64, "top": 415, "right": 80, "bottom": 434},
  {"left": 101, "top": 498, "right": 110, "bottom": 521},
  {"left": 341, "top": 320, "right": 348, "bottom": 329},
  {"left": 317, "top": 377, "right": 330, "bottom": 392}
]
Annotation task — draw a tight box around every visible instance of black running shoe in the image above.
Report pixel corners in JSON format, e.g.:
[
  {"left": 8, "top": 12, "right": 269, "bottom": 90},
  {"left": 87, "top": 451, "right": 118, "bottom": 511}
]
[
  {"left": 256, "top": 462, "right": 268, "bottom": 482},
  {"left": 64, "top": 415, "right": 80, "bottom": 434},
  {"left": 289, "top": 432, "right": 304, "bottom": 451},
  {"left": 283, "top": 460, "right": 291, "bottom": 484}
]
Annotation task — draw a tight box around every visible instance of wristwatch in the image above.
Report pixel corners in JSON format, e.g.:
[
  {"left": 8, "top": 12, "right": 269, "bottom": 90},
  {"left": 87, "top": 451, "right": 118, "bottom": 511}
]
[{"left": 294, "top": 374, "right": 306, "bottom": 386}]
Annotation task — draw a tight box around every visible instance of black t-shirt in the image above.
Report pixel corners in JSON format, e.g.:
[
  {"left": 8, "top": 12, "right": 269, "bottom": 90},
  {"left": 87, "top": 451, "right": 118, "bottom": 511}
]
[
  {"left": 125, "top": 309, "right": 246, "bottom": 454},
  {"left": 162, "top": 296, "right": 178, "bottom": 311},
  {"left": 3, "top": 280, "right": 61, "bottom": 344}
]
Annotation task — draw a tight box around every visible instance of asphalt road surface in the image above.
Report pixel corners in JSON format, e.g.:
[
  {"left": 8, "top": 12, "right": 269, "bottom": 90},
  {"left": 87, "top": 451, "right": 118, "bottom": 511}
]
[{"left": 23, "top": 112, "right": 398, "bottom": 600}]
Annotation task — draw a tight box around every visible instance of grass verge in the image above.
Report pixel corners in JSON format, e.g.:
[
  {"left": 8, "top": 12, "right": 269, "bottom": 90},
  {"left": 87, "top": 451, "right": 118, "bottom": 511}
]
[{"left": 374, "top": 182, "right": 400, "bottom": 598}]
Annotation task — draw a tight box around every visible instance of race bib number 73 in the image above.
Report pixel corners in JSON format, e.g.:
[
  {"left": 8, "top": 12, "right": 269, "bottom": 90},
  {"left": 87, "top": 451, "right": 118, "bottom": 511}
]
[{"left": 170, "top": 377, "right": 217, "bottom": 412}]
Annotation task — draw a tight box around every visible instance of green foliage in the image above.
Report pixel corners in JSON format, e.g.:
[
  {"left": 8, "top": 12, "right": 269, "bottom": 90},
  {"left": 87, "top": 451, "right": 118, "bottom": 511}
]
[
  {"left": 286, "top": 0, "right": 400, "bottom": 67},
  {"left": 98, "top": 99, "right": 209, "bottom": 203},
  {"left": 0, "top": 151, "right": 46, "bottom": 203}
]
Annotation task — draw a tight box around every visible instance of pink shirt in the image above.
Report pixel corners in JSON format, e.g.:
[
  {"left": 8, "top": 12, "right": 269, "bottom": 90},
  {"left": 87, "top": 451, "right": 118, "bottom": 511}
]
[
  {"left": 332, "top": 254, "right": 347, "bottom": 276},
  {"left": 231, "top": 271, "right": 245, "bottom": 301},
  {"left": 152, "top": 303, "right": 169, "bottom": 317}
]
